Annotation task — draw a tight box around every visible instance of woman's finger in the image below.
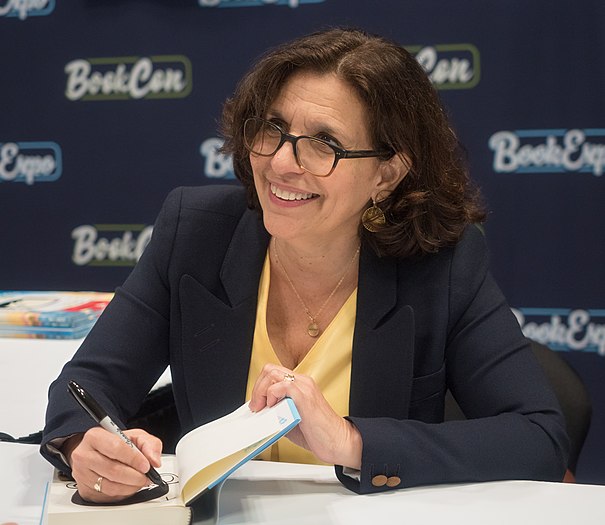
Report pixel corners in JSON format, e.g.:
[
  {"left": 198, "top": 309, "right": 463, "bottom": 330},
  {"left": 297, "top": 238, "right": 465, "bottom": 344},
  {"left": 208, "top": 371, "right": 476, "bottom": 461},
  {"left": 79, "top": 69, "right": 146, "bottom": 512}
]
[
  {"left": 85, "top": 427, "right": 152, "bottom": 475},
  {"left": 68, "top": 427, "right": 156, "bottom": 503},
  {"left": 125, "top": 428, "right": 163, "bottom": 468},
  {"left": 263, "top": 378, "right": 300, "bottom": 407},
  {"left": 249, "top": 364, "right": 296, "bottom": 411},
  {"left": 77, "top": 470, "right": 146, "bottom": 502}
]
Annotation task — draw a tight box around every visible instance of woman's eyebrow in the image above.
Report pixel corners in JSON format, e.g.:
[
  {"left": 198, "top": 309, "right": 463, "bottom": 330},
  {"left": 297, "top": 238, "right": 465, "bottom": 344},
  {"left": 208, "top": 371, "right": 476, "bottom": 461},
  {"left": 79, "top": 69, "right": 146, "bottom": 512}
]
[
  {"left": 264, "top": 108, "right": 283, "bottom": 120},
  {"left": 264, "top": 109, "right": 349, "bottom": 141}
]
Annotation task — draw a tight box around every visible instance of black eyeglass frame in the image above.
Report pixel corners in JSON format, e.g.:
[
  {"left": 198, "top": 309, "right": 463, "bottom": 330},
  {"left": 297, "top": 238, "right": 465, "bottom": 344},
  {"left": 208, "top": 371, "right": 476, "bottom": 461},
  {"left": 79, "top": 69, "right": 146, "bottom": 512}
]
[{"left": 243, "top": 117, "right": 393, "bottom": 177}]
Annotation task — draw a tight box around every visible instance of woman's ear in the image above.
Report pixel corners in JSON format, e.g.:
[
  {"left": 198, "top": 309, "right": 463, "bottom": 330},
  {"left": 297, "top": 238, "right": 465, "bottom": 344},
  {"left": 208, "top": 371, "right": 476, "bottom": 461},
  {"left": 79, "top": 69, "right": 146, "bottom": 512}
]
[{"left": 376, "top": 152, "right": 412, "bottom": 194}]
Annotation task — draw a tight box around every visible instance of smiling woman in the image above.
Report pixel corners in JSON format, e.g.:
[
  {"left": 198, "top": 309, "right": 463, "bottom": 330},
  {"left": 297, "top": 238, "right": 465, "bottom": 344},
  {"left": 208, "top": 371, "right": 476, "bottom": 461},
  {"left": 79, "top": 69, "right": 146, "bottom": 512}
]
[
  {"left": 41, "top": 27, "right": 569, "bottom": 501},
  {"left": 245, "top": 71, "right": 401, "bottom": 249}
]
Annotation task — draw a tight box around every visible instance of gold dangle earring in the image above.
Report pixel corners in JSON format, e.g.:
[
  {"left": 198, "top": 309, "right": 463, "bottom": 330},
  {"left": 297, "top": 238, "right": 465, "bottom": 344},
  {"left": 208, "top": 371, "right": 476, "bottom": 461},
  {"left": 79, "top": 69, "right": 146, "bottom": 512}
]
[{"left": 361, "top": 198, "right": 386, "bottom": 232}]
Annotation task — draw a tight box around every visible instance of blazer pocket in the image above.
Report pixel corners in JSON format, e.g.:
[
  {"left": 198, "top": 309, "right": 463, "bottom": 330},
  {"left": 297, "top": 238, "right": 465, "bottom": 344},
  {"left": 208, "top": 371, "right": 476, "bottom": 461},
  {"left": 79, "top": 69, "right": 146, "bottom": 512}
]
[{"left": 409, "top": 363, "right": 446, "bottom": 422}]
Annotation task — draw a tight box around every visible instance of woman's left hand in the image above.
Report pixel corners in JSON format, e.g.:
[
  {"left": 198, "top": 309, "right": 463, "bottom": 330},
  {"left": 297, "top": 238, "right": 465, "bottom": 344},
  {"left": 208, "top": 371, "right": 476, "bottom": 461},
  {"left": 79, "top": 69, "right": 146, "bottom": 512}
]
[{"left": 248, "top": 364, "right": 362, "bottom": 469}]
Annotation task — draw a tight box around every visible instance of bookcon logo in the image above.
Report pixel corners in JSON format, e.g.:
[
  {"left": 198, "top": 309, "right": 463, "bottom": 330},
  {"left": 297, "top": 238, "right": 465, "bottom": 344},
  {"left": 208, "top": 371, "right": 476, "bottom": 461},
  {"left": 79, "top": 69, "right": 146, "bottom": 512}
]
[
  {"left": 512, "top": 307, "right": 605, "bottom": 356},
  {"left": 0, "top": 0, "right": 54, "bottom": 20},
  {"left": 64, "top": 55, "right": 192, "bottom": 101},
  {"left": 406, "top": 44, "right": 480, "bottom": 89},
  {"left": 0, "top": 141, "right": 62, "bottom": 185},
  {"left": 71, "top": 224, "right": 153, "bottom": 267},
  {"left": 198, "top": 0, "right": 325, "bottom": 7},
  {"left": 200, "top": 138, "right": 235, "bottom": 179},
  {"left": 489, "top": 129, "right": 605, "bottom": 176}
]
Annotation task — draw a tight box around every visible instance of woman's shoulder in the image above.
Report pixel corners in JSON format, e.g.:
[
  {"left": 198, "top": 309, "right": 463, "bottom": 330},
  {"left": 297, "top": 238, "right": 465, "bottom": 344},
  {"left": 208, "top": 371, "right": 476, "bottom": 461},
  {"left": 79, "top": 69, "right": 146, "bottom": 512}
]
[
  {"left": 396, "top": 224, "right": 488, "bottom": 268},
  {"left": 446, "top": 224, "right": 491, "bottom": 296},
  {"left": 392, "top": 224, "right": 490, "bottom": 298},
  {"left": 453, "top": 224, "right": 489, "bottom": 262},
  {"left": 418, "top": 224, "right": 490, "bottom": 279},
  {"left": 163, "top": 184, "right": 248, "bottom": 216},
  {"left": 427, "top": 224, "right": 488, "bottom": 264},
  {"left": 455, "top": 224, "right": 488, "bottom": 256}
]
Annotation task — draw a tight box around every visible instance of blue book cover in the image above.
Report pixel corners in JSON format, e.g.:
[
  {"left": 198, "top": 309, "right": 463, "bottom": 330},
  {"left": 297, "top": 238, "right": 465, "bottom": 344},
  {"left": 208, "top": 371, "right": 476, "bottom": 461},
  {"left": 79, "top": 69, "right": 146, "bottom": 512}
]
[{"left": 0, "top": 291, "right": 113, "bottom": 338}]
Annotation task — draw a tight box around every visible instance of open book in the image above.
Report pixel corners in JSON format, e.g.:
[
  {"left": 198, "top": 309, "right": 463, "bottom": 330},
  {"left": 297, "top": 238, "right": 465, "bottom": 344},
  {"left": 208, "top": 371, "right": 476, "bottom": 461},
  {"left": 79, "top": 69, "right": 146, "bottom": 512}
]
[{"left": 44, "top": 398, "right": 300, "bottom": 525}]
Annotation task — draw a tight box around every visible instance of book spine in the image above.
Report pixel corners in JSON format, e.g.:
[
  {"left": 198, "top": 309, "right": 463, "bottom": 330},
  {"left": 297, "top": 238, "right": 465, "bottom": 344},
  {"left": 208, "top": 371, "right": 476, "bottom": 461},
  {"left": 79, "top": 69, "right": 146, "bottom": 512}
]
[{"left": 0, "top": 324, "right": 97, "bottom": 339}]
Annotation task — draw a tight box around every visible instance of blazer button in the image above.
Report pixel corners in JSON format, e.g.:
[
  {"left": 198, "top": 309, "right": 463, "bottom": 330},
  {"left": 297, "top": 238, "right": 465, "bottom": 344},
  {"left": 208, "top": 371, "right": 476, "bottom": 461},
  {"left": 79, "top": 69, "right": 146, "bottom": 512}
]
[
  {"left": 386, "top": 476, "right": 402, "bottom": 487},
  {"left": 371, "top": 475, "right": 388, "bottom": 487}
]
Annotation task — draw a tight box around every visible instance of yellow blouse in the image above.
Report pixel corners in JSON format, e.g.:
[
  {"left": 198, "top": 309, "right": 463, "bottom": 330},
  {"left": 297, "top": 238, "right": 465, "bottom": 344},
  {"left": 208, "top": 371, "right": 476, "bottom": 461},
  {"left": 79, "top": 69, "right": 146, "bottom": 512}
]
[{"left": 245, "top": 252, "right": 357, "bottom": 465}]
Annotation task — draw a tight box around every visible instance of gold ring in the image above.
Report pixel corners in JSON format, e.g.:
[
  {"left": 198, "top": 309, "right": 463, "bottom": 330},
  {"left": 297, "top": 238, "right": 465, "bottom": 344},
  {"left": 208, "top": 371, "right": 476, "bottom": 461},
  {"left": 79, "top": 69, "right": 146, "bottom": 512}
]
[
  {"left": 283, "top": 373, "right": 295, "bottom": 382},
  {"left": 94, "top": 476, "right": 103, "bottom": 493}
]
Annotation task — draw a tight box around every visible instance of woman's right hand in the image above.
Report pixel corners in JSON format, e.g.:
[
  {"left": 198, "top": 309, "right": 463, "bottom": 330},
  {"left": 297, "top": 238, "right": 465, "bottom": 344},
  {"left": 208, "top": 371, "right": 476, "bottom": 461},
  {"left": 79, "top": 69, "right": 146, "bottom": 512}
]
[{"left": 63, "top": 427, "right": 163, "bottom": 503}]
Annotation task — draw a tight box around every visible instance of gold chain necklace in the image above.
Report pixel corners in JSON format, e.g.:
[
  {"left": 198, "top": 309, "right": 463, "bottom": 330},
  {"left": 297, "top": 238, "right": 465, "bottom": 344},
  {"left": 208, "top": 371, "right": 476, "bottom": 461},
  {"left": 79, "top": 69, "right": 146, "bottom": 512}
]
[{"left": 272, "top": 239, "right": 361, "bottom": 338}]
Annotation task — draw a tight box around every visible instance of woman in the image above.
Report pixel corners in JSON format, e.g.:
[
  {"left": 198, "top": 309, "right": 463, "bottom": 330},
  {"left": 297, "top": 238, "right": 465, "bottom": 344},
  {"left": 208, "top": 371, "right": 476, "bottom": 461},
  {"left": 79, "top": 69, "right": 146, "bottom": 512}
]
[{"left": 41, "top": 28, "right": 568, "bottom": 501}]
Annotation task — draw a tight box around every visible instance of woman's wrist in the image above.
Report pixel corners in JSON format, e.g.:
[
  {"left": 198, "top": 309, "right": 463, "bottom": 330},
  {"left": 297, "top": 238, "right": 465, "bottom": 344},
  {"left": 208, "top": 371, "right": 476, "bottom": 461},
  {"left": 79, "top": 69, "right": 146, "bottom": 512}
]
[
  {"left": 337, "top": 419, "right": 362, "bottom": 470},
  {"left": 61, "top": 433, "right": 84, "bottom": 467}
]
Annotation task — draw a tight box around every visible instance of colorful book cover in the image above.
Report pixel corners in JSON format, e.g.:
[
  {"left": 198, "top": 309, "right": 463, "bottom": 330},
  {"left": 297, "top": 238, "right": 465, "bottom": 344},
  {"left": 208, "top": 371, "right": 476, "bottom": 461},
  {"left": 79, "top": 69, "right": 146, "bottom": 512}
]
[{"left": 0, "top": 291, "right": 113, "bottom": 339}]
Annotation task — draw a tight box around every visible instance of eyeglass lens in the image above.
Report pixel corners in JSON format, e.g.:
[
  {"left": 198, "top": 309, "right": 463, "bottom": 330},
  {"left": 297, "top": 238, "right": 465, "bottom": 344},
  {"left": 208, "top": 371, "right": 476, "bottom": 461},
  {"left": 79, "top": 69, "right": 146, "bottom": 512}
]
[{"left": 244, "top": 118, "right": 336, "bottom": 176}]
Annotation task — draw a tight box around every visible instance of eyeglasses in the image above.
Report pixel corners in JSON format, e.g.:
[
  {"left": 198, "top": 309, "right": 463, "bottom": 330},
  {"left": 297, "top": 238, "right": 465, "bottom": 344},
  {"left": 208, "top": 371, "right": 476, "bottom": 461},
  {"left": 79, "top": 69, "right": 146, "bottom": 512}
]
[{"left": 243, "top": 117, "right": 392, "bottom": 177}]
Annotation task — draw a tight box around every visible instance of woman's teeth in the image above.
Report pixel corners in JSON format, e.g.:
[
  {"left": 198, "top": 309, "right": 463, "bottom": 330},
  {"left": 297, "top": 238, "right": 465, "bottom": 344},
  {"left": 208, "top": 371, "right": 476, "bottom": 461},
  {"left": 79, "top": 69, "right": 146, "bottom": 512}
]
[{"left": 271, "top": 184, "right": 316, "bottom": 201}]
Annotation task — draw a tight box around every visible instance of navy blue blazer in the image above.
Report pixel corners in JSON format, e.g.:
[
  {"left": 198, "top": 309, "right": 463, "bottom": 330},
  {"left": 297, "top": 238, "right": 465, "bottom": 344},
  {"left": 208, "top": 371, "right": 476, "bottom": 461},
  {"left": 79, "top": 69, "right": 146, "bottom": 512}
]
[{"left": 41, "top": 185, "right": 568, "bottom": 494}]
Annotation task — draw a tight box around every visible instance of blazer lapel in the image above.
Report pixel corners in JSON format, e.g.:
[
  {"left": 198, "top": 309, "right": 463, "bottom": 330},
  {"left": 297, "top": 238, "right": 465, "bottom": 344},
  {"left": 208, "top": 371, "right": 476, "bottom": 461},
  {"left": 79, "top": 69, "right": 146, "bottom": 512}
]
[
  {"left": 221, "top": 210, "right": 271, "bottom": 307},
  {"left": 178, "top": 210, "right": 270, "bottom": 430},
  {"left": 349, "top": 246, "right": 415, "bottom": 420}
]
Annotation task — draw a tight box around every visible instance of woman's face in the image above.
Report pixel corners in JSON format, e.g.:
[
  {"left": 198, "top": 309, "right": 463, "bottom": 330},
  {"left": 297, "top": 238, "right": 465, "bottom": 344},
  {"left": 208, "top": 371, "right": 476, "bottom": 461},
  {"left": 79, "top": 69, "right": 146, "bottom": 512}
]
[{"left": 250, "top": 71, "right": 385, "bottom": 247}]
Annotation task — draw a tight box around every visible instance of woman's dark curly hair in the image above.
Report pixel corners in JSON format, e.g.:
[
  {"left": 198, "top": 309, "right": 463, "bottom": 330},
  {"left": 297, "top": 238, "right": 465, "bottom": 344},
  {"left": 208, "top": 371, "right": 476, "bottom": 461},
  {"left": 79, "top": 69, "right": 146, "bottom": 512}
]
[{"left": 221, "top": 28, "right": 486, "bottom": 259}]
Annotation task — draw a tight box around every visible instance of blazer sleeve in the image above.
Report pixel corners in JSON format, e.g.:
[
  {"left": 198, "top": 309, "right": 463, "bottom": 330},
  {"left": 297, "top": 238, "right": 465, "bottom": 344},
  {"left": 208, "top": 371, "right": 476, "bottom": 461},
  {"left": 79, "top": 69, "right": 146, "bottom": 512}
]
[
  {"left": 40, "top": 188, "right": 183, "bottom": 473},
  {"left": 337, "top": 227, "right": 569, "bottom": 494}
]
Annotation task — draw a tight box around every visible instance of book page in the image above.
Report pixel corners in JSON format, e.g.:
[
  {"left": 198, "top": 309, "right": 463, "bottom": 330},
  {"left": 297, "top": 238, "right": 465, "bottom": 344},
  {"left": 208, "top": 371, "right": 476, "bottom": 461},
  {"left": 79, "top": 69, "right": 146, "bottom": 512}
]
[
  {"left": 180, "top": 433, "right": 277, "bottom": 504},
  {"left": 176, "top": 399, "right": 300, "bottom": 504}
]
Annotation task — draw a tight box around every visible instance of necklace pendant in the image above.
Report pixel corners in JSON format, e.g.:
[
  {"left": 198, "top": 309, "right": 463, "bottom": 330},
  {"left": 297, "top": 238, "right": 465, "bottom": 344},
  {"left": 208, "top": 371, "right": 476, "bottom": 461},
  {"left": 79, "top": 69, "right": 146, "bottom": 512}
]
[{"left": 307, "top": 322, "right": 320, "bottom": 338}]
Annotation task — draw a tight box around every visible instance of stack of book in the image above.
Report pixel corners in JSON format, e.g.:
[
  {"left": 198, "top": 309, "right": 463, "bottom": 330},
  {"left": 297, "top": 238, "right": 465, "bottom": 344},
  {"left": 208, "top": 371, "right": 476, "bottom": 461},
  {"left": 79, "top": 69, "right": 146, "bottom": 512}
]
[{"left": 0, "top": 291, "right": 113, "bottom": 339}]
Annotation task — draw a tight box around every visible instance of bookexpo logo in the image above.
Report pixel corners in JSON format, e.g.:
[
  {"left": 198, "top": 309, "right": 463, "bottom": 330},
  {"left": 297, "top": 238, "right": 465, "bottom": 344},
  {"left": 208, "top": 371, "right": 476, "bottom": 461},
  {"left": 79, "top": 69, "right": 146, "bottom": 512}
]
[
  {"left": 198, "top": 0, "right": 324, "bottom": 7},
  {"left": 64, "top": 56, "right": 192, "bottom": 101},
  {"left": 0, "top": 0, "right": 54, "bottom": 20},
  {"left": 489, "top": 129, "right": 605, "bottom": 176},
  {"left": 72, "top": 224, "right": 153, "bottom": 267},
  {"left": 513, "top": 308, "right": 605, "bottom": 356},
  {"left": 0, "top": 142, "right": 62, "bottom": 185},
  {"left": 406, "top": 44, "right": 480, "bottom": 89},
  {"left": 200, "top": 138, "right": 235, "bottom": 180}
]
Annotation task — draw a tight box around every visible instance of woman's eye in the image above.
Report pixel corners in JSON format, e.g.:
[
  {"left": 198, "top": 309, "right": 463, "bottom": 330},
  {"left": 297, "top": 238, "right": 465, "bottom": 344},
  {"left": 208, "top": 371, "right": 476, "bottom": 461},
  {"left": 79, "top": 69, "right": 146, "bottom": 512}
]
[{"left": 316, "top": 133, "right": 341, "bottom": 147}]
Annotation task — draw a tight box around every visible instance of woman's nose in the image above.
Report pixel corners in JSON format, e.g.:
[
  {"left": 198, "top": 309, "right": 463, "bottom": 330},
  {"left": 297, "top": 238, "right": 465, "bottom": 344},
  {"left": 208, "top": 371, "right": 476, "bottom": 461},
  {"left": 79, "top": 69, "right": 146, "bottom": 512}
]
[{"left": 270, "top": 140, "right": 305, "bottom": 175}]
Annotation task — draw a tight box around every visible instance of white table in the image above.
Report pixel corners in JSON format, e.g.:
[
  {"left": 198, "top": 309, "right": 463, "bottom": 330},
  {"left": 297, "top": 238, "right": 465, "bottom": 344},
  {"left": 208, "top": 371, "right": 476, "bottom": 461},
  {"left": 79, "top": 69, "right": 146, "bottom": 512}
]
[
  {"left": 3, "top": 443, "right": 605, "bottom": 525},
  {"left": 221, "top": 463, "right": 605, "bottom": 525}
]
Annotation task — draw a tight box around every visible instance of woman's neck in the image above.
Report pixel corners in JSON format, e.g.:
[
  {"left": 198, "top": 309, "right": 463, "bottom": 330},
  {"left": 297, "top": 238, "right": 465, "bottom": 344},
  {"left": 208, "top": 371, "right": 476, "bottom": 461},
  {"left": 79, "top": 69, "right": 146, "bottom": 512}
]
[
  {"left": 268, "top": 234, "right": 361, "bottom": 346},
  {"left": 271, "top": 235, "right": 361, "bottom": 282}
]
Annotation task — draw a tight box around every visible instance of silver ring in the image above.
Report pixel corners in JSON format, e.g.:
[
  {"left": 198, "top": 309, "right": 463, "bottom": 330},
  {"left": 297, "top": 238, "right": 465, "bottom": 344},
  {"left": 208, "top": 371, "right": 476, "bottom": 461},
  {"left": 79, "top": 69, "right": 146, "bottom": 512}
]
[
  {"left": 94, "top": 476, "right": 103, "bottom": 493},
  {"left": 283, "top": 373, "right": 295, "bottom": 383}
]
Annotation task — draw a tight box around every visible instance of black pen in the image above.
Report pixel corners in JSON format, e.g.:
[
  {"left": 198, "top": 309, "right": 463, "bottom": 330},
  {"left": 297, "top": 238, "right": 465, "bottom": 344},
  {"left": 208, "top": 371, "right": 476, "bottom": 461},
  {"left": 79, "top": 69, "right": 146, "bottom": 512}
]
[{"left": 67, "top": 380, "right": 166, "bottom": 487}]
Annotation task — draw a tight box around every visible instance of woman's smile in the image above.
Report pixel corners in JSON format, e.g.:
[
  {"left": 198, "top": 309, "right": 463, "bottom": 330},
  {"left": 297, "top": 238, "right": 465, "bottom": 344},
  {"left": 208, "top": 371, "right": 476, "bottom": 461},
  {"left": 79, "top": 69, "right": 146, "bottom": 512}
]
[{"left": 269, "top": 183, "right": 319, "bottom": 205}]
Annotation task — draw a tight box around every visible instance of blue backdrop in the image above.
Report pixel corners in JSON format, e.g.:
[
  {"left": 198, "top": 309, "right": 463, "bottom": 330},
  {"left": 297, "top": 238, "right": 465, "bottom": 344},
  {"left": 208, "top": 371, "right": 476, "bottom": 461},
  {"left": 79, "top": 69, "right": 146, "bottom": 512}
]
[{"left": 1, "top": 0, "right": 604, "bottom": 484}]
